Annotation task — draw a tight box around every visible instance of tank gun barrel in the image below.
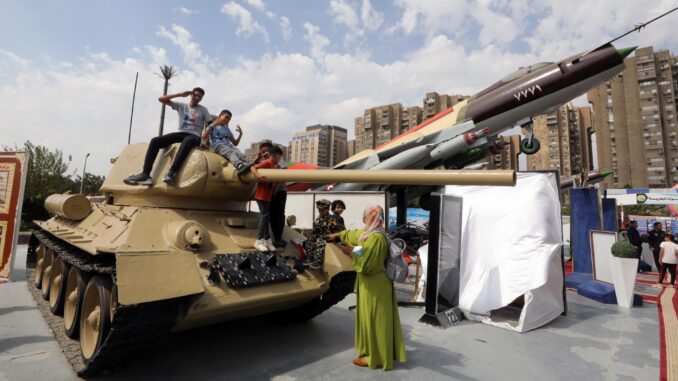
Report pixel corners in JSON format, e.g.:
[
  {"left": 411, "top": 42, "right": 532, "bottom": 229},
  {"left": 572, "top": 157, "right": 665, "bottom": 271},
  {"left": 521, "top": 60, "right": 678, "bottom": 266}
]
[{"left": 240, "top": 169, "right": 516, "bottom": 187}]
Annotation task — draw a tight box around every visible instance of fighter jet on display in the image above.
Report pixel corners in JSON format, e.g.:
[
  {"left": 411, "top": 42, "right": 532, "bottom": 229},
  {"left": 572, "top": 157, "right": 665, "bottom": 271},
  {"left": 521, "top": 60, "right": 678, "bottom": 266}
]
[{"left": 328, "top": 8, "right": 676, "bottom": 193}]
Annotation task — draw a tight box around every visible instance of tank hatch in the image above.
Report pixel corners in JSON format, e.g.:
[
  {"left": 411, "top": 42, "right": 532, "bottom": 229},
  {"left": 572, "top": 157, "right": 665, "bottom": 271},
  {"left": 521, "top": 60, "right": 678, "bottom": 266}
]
[{"left": 209, "top": 252, "right": 297, "bottom": 287}]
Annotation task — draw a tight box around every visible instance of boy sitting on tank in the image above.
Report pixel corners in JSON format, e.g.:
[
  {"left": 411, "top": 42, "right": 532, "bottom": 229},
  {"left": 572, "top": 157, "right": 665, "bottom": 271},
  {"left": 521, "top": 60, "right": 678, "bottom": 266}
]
[
  {"left": 250, "top": 145, "right": 283, "bottom": 252},
  {"left": 200, "top": 109, "right": 252, "bottom": 174},
  {"left": 125, "top": 87, "right": 212, "bottom": 186}
]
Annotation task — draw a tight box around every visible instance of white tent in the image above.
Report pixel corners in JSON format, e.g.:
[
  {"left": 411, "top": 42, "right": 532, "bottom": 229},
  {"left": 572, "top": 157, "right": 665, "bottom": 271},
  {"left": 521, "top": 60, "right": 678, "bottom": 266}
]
[{"left": 444, "top": 172, "right": 564, "bottom": 332}]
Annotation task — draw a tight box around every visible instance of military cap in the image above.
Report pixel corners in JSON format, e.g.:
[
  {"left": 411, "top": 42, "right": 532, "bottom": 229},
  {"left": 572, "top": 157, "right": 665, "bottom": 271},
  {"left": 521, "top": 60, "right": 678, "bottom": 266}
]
[{"left": 316, "top": 199, "right": 331, "bottom": 208}]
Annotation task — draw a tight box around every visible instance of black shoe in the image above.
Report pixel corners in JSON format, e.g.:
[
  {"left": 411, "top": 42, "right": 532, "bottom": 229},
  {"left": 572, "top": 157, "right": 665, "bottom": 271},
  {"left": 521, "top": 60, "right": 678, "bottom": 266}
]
[
  {"left": 124, "top": 173, "right": 152, "bottom": 186},
  {"left": 236, "top": 162, "right": 253, "bottom": 174},
  {"left": 273, "top": 239, "right": 287, "bottom": 248},
  {"left": 163, "top": 171, "right": 176, "bottom": 186}
]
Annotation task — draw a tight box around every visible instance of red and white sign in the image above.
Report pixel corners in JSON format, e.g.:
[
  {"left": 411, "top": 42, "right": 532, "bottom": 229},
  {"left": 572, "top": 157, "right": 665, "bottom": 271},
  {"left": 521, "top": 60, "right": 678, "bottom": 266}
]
[{"left": 0, "top": 152, "right": 28, "bottom": 280}]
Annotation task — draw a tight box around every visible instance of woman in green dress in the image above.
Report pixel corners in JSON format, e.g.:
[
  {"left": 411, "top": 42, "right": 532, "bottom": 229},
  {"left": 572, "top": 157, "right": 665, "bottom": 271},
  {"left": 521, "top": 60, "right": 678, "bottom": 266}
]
[{"left": 328, "top": 204, "right": 407, "bottom": 370}]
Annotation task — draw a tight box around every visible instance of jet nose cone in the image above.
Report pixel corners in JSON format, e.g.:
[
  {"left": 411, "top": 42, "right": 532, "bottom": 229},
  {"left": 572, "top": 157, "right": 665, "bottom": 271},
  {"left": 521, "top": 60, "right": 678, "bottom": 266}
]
[{"left": 617, "top": 46, "right": 637, "bottom": 59}]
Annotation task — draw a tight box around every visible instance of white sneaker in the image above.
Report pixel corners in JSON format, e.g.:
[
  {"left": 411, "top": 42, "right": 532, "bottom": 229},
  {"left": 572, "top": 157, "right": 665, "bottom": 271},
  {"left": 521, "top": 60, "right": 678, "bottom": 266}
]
[
  {"left": 254, "top": 240, "right": 269, "bottom": 252},
  {"left": 265, "top": 239, "right": 276, "bottom": 251}
]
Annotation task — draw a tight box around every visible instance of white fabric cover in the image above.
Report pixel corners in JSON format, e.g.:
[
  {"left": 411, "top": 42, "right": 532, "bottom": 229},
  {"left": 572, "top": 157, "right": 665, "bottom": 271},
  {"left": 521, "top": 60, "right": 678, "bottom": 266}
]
[{"left": 444, "top": 172, "right": 563, "bottom": 332}]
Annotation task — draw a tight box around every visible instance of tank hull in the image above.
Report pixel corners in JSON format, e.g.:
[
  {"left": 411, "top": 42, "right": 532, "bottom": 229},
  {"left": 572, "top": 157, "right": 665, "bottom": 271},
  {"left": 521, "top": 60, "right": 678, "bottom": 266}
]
[{"left": 27, "top": 201, "right": 355, "bottom": 375}]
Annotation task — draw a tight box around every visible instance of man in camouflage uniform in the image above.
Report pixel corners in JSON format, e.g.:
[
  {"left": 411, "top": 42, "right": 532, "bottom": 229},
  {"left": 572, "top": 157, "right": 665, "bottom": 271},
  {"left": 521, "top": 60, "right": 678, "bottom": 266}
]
[{"left": 304, "top": 199, "right": 333, "bottom": 268}]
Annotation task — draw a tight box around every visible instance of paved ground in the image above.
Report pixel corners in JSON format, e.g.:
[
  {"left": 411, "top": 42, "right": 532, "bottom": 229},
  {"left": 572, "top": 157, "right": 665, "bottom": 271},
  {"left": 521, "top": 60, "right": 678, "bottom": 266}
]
[{"left": 0, "top": 245, "right": 660, "bottom": 380}]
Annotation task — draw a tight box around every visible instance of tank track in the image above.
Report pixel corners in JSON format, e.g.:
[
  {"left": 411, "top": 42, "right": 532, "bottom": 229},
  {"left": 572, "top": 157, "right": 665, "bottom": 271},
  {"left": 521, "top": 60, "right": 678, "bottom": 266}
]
[{"left": 27, "top": 229, "right": 186, "bottom": 377}]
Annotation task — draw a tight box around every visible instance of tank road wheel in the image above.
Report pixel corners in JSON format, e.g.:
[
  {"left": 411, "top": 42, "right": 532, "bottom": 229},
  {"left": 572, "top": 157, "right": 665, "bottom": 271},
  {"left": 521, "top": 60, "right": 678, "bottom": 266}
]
[
  {"left": 64, "top": 267, "right": 89, "bottom": 338},
  {"left": 40, "top": 249, "right": 55, "bottom": 300},
  {"left": 34, "top": 244, "right": 46, "bottom": 288},
  {"left": 520, "top": 137, "right": 540, "bottom": 155},
  {"left": 80, "top": 275, "right": 112, "bottom": 363},
  {"left": 49, "top": 259, "right": 70, "bottom": 314}
]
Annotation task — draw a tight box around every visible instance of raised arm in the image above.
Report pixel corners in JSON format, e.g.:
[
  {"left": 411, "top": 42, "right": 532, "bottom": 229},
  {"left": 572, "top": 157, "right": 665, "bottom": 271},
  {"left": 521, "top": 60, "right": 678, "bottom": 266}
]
[
  {"left": 159, "top": 90, "right": 194, "bottom": 106},
  {"left": 230, "top": 124, "right": 243, "bottom": 146}
]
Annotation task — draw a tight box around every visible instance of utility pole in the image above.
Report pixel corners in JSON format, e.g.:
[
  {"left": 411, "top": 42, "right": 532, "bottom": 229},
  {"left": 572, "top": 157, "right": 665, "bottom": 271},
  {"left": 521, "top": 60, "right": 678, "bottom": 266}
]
[
  {"left": 80, "top": 153, "right": 90, "bottom": 194},
  {"left": 128, "top": 72, "right": 139, "bottom": 144}
]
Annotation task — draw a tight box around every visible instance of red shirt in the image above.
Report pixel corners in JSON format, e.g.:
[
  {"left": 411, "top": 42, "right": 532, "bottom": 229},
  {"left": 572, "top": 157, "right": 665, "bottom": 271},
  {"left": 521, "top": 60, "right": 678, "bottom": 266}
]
[{"left": 253, "top": 159, "right": 278, "bottom": 201}]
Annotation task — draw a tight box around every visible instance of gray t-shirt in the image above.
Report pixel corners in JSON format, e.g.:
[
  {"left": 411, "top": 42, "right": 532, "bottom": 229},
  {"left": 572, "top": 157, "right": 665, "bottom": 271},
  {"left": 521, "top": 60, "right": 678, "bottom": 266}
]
[{"left": 170, "top": 101, "right": 211, "bottom": 137}]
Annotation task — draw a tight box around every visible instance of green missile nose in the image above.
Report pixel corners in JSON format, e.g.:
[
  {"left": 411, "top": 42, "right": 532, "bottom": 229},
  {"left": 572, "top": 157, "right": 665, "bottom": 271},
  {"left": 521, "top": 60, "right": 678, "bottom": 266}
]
[
  {"left": 617, "top": 46, "right": 637, "bottom": 59},
  {"left": 599, "top": 169, "right": 613, "bottom": 177}
]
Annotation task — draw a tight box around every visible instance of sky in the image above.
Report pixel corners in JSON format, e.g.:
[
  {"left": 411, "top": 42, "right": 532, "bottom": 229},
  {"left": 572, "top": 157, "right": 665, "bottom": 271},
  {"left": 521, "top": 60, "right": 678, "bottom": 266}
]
[{"left": 1, "top": 0, "right": 677, "bottom": 176}]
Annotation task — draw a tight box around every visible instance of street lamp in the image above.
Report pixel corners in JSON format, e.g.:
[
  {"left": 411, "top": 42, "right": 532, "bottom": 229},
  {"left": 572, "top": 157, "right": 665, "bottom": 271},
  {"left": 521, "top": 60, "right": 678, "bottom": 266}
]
[{"left": 80, "top": 153, "right": 90, "bottom": 194}]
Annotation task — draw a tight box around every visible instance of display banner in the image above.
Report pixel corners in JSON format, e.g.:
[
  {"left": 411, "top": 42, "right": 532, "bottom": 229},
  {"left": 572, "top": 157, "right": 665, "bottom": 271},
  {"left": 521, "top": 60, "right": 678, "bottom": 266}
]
[
  {"left": 635, "top": 193, "right": 678, "bottom": 205},
  {"left": 0, "top": 152, "right": 29, "bottom": 279}
]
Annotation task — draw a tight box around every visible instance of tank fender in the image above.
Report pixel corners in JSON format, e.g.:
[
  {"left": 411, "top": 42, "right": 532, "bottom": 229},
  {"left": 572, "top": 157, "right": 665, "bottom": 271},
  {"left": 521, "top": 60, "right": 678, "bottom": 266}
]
[
  {"left": 323, "top": 243, "right": 354, "bottom": 280},
  {"left": 116, "top": 250, "right": 204, "bottom": 305}
]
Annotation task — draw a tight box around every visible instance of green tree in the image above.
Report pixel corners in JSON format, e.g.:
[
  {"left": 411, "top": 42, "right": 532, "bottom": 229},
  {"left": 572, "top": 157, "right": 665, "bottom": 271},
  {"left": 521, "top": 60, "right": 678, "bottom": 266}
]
[
  {"left": 157, "top": 65, "right": 177, "bottom": 136},
  {"left": 4, "top": 141, "right": 76, "bottom": 229},
  {"left": 70, "top": 172, "right": 105, "bottom": 195}
]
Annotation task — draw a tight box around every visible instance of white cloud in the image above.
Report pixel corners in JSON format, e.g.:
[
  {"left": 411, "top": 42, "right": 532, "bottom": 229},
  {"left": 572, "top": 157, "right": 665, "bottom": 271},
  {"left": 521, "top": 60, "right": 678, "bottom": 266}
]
[
  {"left": 145, "top": 45, "right": 169, "bottom": 65},
  {"left": 360, "top": 0, "right": 384, "bottom": 31},
  {"left": 329, "top": 0, "right": 384, "bottom": 47},
  {"left": 279, "top": 16, "right": 292, "bottom": 41},
  {"left": 390, "top": 0, "right": 469, "bottom": 36},
  {"left": 176, "top": 6, "right": 198, "bottom": 15},
  {"left": 238, "top": 102, "right": 302, "bottom": 144},
  {"left": 245, "top": 0, "right": 266, "bottom": 12},
  {"left": 221, "top": 1, "right": 270, "bottom": 42},
  {"left": 303, "top": 23, "right": 330, "bottom": 60},
  {"left": 330, "top": 0, "right": 360, "bottom": 32},
  {"left": 157, "top": 24, "right": 205, "bottom": 66}
]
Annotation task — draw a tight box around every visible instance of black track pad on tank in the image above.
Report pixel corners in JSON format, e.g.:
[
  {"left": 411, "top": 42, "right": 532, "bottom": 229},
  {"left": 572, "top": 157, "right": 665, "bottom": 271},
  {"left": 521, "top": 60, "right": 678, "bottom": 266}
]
[{"left": 211, "top": 252, "right": 297, "bottom": 288}]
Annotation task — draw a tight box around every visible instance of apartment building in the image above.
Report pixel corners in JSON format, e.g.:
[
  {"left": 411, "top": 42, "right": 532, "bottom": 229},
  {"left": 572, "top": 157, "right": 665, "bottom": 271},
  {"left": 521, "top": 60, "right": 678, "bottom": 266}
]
[
  {"left": 288, "top": 124, "right": 348, "bottom": 167},
  {"left": 588, "top": 46, "right": 678, "bottom": 188},
  {"left": 487, "top": 136, "right": 521, "bottom": 170},
  {"left": 354, "top": 92, "right": 465, "bottom": 151},
  {"left": 526, "top": 103, "right": 591, "bottom": 177}
]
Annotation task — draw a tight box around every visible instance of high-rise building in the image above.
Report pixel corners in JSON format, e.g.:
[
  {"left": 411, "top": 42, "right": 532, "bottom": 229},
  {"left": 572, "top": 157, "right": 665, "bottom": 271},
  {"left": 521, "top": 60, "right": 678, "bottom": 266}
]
[
  {"left": 347, "top": 139, "right": 356, "bottom": 157},
  {"left": 354, "top": 92, "right": 466, "bottom": 151},
  {"left": 244, "top": 139, "right": 287, "bottom": 161},
  {"left": 588, "top": 46, "right": 678, "bottom": 188},
  {"left": 526, "top": 103, "right": 590, "bottom": 177},
  {"left": 422, "top": 92, "right": 466, "bottom": 120},
  {"left": 487, "top": 136, "right": 521, "bottom": 170},
  {"left": 288, "top": 124, "right": 348, "bottom": 167}
]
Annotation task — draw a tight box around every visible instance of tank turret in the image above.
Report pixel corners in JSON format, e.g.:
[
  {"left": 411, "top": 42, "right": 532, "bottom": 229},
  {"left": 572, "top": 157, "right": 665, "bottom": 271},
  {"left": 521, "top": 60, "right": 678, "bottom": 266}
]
[{"left": 27, "top": 142, "right": 515, "bottom": 376}]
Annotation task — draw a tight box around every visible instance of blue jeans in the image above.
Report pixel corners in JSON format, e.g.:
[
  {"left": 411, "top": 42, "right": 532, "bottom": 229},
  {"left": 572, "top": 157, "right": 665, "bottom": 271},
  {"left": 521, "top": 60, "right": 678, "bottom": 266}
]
[
  {"left": 213, "top": 144, "right": 249, "bottom": 167},
  {"left": 256, "top": 200, "right": 271, "bottom": 240}
]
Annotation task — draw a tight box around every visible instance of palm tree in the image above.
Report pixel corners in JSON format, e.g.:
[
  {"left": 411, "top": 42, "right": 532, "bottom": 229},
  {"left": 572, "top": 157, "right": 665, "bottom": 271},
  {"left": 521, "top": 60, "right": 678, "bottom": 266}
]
[{"left": 158, "top": 65, "right": 178, "bottom": 136}]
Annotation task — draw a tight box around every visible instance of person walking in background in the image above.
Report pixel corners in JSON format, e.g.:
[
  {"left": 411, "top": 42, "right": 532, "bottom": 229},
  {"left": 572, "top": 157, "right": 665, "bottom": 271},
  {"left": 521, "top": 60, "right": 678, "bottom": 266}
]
[
  {"left": 125, "top": 87, "right": 212, "bottom": 186},
  {"left": 327, "top": 204, "right": 407, "bottom": 370},
  {"left": 658, "top": 234, "right": 678, "bottom": 287},
  {"left": 627, "top": 220, "right": 643, "bottom": 270},
  {"left": 648, "top": 222, "right": 665, "bottom": 272},
  {"left": 250, "top": 146, "right": 283, "bottom": 252}
]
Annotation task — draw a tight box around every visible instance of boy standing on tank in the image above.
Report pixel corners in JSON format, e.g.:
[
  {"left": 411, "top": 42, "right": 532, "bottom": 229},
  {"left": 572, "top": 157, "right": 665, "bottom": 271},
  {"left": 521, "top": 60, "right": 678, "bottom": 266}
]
[
  {"left": 250, "top": 146, "right": 283, "bottom": 252},
  {"left": 125, "top": 87, "right": 212, "bottom": 186},
  {"left": 201, "top": 109, "right": 252, "bottom": 173}
]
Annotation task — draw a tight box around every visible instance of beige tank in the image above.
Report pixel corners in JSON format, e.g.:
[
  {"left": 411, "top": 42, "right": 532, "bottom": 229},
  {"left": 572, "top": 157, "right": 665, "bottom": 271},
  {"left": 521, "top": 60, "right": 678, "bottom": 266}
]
[{"left": 27, "top": 142, "right": 515, "bottom": 376}]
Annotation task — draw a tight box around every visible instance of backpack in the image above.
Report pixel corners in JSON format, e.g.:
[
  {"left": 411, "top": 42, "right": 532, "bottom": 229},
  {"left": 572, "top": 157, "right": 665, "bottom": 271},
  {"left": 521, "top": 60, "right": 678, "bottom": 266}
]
[{"left": 385, "top": 237, "right": 409, "bottom": 283}]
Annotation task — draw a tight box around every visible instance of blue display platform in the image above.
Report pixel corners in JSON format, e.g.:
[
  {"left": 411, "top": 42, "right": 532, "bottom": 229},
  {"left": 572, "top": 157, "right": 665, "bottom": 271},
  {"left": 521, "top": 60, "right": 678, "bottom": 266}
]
[
  {"left": 565, "top": 272, "right": 592, "bottom": 289},
  {"left": 576, "top": 280, "right": 643, "bottom": 307}
]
